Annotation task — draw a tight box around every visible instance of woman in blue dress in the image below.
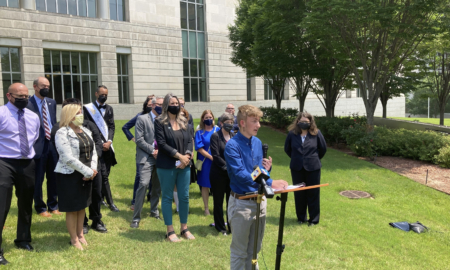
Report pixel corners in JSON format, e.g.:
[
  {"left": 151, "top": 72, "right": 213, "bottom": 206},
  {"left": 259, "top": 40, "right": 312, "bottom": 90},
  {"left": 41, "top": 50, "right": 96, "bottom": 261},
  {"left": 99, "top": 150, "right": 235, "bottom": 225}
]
[{"left": 195, "top": 110, "right": 219, "bottom": 216}]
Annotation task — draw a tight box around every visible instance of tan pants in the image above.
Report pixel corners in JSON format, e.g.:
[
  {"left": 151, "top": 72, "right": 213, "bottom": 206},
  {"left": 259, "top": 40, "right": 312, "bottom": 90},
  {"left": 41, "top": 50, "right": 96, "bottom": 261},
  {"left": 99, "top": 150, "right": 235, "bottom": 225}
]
[{"left": 228, "top": 195, "right": 267, "bottom": 270}]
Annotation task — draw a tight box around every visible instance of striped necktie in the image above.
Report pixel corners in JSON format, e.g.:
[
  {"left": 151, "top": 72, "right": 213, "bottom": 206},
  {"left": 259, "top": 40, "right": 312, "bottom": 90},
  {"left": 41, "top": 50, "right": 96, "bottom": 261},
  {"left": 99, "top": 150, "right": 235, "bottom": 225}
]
[
  {"left": 18, "top": 109, "right": 30, "bottom": 157},
  {"left": 42, "top": 101, "right": 51, "bottom": 140}
]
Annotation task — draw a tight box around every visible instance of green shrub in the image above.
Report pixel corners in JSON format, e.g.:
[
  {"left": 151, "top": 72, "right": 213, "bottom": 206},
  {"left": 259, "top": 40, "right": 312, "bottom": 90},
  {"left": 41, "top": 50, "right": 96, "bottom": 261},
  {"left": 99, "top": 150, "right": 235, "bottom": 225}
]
[
  {"left": 260, "top": 106, "right": 298, "bottom": 130},
  {"left": 316, "top": 115, "right": 366, "bottom": 145},
  {"left": 341, "top": 122, "right": 376, "bottom": 157},
  {"left": 434, "top": 145, "right": 450, "bottom": 168}
]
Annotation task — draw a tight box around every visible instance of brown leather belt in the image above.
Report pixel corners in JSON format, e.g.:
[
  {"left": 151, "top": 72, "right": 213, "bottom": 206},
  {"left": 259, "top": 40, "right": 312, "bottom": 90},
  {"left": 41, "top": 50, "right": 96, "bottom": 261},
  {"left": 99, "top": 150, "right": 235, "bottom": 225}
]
[{"left": 230, "top": 191, "right": 257, "bottom": 201}]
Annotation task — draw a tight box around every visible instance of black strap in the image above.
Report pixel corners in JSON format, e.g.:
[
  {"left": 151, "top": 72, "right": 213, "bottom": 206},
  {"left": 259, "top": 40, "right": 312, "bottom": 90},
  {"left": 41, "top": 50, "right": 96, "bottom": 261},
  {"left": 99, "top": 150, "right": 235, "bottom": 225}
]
[
  {"left": 180, "top": 229, "right": 190, "bottom": 235},
  {"left": 166, "top": 231, "right": 176, "bottom": 238}
]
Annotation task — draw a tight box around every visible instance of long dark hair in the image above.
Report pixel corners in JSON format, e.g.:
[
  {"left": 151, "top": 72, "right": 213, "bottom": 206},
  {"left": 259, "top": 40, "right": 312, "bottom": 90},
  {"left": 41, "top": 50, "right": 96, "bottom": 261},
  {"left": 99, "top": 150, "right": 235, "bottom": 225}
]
[
  {"left": 288, "top": 111, "right": 319, "bottom": 136},
  {"left": 141, "top": 95, "right": 154, "bottom": 115}
]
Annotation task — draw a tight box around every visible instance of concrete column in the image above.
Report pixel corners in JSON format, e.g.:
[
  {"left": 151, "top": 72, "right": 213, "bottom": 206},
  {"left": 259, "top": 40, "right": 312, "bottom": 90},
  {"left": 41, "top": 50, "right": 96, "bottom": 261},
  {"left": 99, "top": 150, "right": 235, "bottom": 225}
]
[
  {"left": 97, "top": 0, "right": 110, "bottom": 20},
  {"left": 98, "top": 45, "right": 118, "bottom": 103},
  {"left": 20, "top": 0, "right": 36, "bottom": 10}
]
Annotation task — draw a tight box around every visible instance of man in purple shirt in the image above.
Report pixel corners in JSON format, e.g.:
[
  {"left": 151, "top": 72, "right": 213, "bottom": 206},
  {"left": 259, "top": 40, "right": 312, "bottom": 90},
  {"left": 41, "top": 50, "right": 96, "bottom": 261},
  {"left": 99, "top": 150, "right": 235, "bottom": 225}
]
[{"left": 0, "top": 83, "right": 40, "bottom": 265}]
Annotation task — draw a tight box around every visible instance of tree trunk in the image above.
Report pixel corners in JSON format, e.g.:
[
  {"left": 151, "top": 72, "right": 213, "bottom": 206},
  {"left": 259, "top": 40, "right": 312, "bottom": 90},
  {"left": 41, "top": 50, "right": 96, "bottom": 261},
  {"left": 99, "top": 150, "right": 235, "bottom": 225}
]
[
  {"left": 299, "top": 97, "right": 305, "bottom": 112},
  {"left": 366, "top": 104, "right": 375, "bottom": 129},
  {"left": 275, "top": 96, "right": 282, "bottom": 109},
  {"left": 381, "top": 99, "right": 388, "bottom": 118},
  {"left": 439, "top": 103, "right": 445, "bottom": 126}
]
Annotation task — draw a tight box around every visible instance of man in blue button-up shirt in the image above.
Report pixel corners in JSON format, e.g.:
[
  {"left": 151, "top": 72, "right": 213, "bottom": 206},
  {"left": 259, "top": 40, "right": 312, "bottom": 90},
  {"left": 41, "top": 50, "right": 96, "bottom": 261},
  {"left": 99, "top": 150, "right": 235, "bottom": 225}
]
[{"left": 225, "top": 105, "right": 286, "bottom": 270}]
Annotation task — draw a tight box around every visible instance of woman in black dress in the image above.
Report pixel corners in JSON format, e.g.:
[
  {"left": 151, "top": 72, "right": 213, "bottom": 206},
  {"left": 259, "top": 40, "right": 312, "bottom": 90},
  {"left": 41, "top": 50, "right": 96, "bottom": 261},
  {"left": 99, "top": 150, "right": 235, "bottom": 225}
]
[
  {"left": 210, "top": 113, "right": 235, "bottom": 235},
  {"left": 54, "top": 104, "right": 98, "bottom": 250}
]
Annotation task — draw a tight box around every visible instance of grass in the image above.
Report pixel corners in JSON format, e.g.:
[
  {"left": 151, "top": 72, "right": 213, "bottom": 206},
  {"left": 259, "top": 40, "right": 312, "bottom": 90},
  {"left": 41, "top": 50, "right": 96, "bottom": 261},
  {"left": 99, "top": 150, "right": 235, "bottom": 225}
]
[
  {"left": 2, "top": 120, "right": 450, "bottom": 269},
  {"left": 390, "top": 117, "right": 450, "bottom": 126}
]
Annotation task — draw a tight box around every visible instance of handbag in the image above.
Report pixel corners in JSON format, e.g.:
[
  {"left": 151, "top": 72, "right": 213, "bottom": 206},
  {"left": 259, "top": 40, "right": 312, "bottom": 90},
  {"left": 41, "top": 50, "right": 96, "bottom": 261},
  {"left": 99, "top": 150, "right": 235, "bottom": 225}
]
[
  {"left": 195, "top": 146, "right": 210, "bottom": 171},
  {"left": 409, "top": 221, "right": 428, "bottom": 234}
]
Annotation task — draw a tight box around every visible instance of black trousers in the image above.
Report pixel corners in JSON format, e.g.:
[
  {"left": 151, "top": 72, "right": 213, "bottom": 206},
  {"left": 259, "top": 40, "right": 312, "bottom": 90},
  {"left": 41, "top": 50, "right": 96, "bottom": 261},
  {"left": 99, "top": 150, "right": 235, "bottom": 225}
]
[
  {"left": 99, "top": 155, "right": 114, "bottom": 205},
  {"left": 33, "top": 142, "right": 58, "bottom": 213},
  {"left": 210, "top": 173, "right": 231, "bottom": 233},
  {"left": 0, "top": 158, "right": 35, "bottom": 249},
  {"left": 84, "top": 163, "right": 102, "bottom": 225},
  {"left": 291, "top": 168, "right": 321, "bottom": 224}
]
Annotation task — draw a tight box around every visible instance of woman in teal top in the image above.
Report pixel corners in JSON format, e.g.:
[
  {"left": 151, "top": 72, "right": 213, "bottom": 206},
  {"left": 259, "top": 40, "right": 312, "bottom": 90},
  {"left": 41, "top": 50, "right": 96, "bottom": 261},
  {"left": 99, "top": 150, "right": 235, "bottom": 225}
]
[{"left": 195, "top": 110, "right": 218, "bottom": 216}]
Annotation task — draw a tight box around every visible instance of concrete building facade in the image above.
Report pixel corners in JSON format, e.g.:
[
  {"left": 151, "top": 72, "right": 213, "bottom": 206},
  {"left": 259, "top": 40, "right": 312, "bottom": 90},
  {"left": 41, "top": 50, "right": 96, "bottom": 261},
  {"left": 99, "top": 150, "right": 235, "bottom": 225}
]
[{"left": 0, "top": 0, "right": 405, "bottom": 119}]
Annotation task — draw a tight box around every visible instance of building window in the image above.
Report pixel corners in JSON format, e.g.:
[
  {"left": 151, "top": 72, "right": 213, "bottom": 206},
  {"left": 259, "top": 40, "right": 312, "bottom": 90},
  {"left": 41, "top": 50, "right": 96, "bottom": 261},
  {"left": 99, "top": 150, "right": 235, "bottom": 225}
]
[
  {"left": 36, "top": 0, "right": 96, "bottom": 18},
  {"left": 264, "top": 79, "right": 273, "bottom": 100},
  {"left": 1, "top": 47, "right": 21, "bottom": 105},
  {"left": 346, "top": 90, "right": 352, "bottom": 98},
  {"left": 247, "top": 75, "right": 252, "bottom": 101},
  {"left": 356, "top": 88, "right": 361, "bottom": 98},
  {"left": 110, "top": 0, "right": 125, "bottom": 21},
  {"left": 117, "top": 54, "right": 129, "bottom": 104},
  {"left": 0, "top": 0, "right": 19, "bottom": 8},
  {"left": 180, "top": 0, "right": 207, "bottom": 102},
  {"left": 43, "top": 50, "right": 98, "bottom": 104}
]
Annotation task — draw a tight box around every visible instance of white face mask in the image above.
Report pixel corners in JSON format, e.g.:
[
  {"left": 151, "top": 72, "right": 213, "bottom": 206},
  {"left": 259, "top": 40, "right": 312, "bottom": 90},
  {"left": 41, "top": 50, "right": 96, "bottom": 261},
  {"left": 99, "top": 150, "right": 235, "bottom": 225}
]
[{"left": 72, "top": 114, "right": 84, "bottom": 126}]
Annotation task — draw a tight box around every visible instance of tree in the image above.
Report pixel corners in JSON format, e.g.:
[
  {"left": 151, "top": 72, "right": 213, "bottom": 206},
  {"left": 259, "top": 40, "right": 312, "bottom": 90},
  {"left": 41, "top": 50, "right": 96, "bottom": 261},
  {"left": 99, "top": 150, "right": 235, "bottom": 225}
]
[
  {"left": 420, "top": 35, "right": 450, "bottom": 125},
  {"left": 229, "top": 0, "right": 291, "bottom": 109},
  {"left": 306, "top": 0, "right": 444, "bottom": 125},
  {"left": 405, "top": 87, "right": 440, "bottom": 117}
]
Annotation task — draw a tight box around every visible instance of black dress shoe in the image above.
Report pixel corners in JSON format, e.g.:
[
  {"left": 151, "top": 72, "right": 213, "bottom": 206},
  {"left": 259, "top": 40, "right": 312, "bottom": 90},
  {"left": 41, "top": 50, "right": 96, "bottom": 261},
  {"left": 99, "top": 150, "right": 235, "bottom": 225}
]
[
  {"left": 100, "top": 200, "right": 107, "bottom": 207},
  {"left": 83, "top": 225, "right": 89, "bottom": 235},
  {"left": 150, "top": 213, "right": 161, "bottom": 220},
  {"left": 109, "top": 204, "right": 120, "bottom": 212},
  {"left": 0, "top": 249, "right": 9, "bottom": 265},
  {"left": 298, "top": 221, "right": 306, "bottom": 225},
  {"left": 308, "top": 222, "right": 317, "bottom": 227},
  {"left": 15, "top": 242, "right": 34, "bottom": 251},
  {"left": 130, "top": 221, "right": 139, "bottom": 228},
  {"left": 91, "top": 220, "right": 108, "bottom": 233}
]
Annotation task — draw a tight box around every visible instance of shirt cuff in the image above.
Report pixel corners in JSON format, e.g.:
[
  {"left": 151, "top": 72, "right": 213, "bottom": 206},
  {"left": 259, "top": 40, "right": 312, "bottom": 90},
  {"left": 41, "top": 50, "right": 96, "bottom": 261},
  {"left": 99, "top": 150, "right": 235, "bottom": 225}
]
[{"left": 107, "top": 140, "right": 112, "bottom": 143}]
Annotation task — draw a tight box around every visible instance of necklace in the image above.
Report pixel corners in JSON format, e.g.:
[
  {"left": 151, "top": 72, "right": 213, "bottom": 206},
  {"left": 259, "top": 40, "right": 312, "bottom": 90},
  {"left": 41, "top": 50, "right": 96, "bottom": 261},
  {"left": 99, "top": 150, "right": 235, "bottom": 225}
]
[{"left": 75, "top": 131, "right": 91, "bottom": 160}]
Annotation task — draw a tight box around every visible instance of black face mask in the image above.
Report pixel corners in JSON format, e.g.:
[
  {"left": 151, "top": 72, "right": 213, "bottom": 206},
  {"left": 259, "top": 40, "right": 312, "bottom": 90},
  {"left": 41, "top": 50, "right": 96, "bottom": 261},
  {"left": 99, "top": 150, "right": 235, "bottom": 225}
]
[
  {"left": 223, "top": 123, "right": 233, "bottom": 132},
  {"left": 11, "top": 96, "right": 29, "bottom": 110},
  {"left": 39, "top": 88, "right": 50, "bottom": 97},
  {"left": 168, "top": 105, "right": 180, "bottom": 115},
  {"left": 298, "top": 122, "right": 311, "bottom": 130},
  {"left": 98, "top": 95, "right": 107, "bottom": 104},
  {"left": 145, "top": 106, "right": 152, "bottom": 114}
]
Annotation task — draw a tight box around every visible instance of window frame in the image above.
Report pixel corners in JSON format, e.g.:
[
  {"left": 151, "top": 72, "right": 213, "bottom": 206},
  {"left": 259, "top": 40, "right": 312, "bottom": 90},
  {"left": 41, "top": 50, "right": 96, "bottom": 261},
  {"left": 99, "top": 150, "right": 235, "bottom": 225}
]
[
  {"left": 181, "top": 0, "right": 207, "bottom": 102},
  {"left": 43, "top": 49, "right": 98, "bottom": 104},
  {"left": 110, "top": 0, "right": 126, "bottom": 21},
  {"left": 117, "top": 53, "right": 130, "bottom": 104},
  {"left": 36, "top": 0, "right": 96, "bottom": 18},
  {"left": 0, "top": 0, "right": 20, "bottom": 8},
  {"left": 1, "top": 46, "right": 22, "bottom": 105}
]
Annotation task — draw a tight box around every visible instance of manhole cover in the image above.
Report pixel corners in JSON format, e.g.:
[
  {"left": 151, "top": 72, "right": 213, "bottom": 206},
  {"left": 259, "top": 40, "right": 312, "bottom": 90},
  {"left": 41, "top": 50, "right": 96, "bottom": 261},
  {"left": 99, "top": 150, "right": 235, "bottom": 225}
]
[{"left": 339, "top": 190, "right": 371, "bottom": 199}]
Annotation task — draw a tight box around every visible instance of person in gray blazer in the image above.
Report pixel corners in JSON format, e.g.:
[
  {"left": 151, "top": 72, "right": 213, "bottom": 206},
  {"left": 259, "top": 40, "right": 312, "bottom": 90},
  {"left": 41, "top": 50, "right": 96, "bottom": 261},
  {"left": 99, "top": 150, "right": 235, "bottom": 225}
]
[{"left": 130, "top": 99, "right": 161, "bottom": 228}]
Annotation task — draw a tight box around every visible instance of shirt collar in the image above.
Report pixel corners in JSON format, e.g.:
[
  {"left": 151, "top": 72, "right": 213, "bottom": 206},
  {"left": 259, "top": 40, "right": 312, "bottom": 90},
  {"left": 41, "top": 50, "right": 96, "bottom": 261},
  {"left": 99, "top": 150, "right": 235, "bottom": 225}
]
[
  {"left": 236, "top": 131, "right": 252, "bottom": 145},
  {"left": 6, "top": 101, "right": 19, "bottom": 113},
  {"left": 151, "top": 111, "right": 157, "bottom": 120}
]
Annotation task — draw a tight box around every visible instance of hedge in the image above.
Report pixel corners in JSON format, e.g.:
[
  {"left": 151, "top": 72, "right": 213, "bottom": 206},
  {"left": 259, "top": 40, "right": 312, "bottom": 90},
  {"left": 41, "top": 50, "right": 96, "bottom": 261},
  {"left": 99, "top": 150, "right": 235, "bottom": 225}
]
[{"left": 259, "top": 107, "right": 450, "bottom": 168}]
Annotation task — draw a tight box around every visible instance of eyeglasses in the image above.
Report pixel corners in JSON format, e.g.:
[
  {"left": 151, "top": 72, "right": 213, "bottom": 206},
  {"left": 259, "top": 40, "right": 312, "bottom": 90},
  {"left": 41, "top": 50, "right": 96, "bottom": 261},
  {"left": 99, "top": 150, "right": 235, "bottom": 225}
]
[
  {"left": 9, "top": 93, "right": 29, "bottom": 99},
  {"left": 226, "top": 107, "right": 235, "bottom": 110},
  {"left": 299, "top": 121, "right": 310, "bottom": 124}
]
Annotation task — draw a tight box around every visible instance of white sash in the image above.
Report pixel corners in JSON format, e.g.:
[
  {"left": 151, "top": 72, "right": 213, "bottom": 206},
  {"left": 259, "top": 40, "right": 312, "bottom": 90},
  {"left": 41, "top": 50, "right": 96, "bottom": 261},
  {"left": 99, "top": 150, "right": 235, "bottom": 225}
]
[{"left": 84, "top": 103, "right": 114, "bottom": 153}]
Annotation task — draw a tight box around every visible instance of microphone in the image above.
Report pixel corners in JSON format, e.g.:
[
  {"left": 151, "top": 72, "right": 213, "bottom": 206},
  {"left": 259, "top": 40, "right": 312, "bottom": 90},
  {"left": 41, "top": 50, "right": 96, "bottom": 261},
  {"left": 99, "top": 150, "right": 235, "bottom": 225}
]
[
  {"left": 251, "top": 165, "right": 274, "bottom": 198},
  {"left": 262, "top": 144, "right": 268, "bottom": 159}
]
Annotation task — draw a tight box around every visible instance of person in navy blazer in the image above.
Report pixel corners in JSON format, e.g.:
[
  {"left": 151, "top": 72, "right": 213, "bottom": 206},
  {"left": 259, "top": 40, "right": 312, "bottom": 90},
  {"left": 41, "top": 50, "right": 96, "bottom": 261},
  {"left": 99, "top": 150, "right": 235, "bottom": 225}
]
[
  {"left": 284, "top": 112, "right": 326, "bottom": 226},
  {"left": 26, "top": 77, "right": 60, "bottom": 217}
]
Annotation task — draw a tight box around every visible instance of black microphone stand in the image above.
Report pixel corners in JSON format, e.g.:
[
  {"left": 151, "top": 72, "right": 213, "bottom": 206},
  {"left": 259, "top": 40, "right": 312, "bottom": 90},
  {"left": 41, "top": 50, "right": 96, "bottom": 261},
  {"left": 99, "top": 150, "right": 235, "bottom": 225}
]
[
  {"left": 275, "top": 192, "right": 288, "bottom": 270},
  {"left": 251, "top": 183, "right": 264, "bottom": 270}
]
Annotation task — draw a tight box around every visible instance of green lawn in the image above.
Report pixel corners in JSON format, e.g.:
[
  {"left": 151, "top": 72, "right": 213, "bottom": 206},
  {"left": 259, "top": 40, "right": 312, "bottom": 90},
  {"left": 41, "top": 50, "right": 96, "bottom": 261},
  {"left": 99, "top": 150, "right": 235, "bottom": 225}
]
[
  {"left": 2, "top": 120, "right": 450, "bottom": 269},
  {"left": 391, "top": 117, "right": 450, "bottom": 126}
]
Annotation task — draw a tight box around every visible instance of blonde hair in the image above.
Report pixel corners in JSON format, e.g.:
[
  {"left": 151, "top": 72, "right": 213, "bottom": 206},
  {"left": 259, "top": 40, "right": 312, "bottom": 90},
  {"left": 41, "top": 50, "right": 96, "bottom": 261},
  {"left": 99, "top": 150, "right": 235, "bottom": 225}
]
[
  {"left": 198, "top": 110, "right": 215, "bottom": 130},
  {"left": 288, "top": 111, "right": 318, "bottom": 136},
  {"left": 237, "top": 105, "right": 263, "bottom": 128},
  {"left": 158, "top": 93, "right": 187, "bottom": 130},
  {"left": 60, "top": 104, "right": 81, "bottom": 127}
]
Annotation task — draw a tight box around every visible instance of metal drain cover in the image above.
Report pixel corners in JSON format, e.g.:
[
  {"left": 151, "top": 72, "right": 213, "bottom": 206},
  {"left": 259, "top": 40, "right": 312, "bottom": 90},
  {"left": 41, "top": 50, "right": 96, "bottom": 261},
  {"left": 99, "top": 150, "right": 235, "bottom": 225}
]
[{"left": 339, "top": 190, "right": 371, "bottom": 199}]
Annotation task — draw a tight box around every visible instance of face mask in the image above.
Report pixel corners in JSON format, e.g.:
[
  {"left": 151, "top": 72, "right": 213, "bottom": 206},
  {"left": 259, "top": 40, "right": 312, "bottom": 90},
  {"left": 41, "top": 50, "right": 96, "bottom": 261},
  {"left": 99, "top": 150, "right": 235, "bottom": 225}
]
[
  {"left": 223, "top": 123, "right": 233, "bottom": 132},
  {"left": 298, "top": 122, "right": 311, "bottom": 130},
  {"left": 98, "top": 95, "right": 107, "bottom": 104},
  {"left": 154, "top": 106, "right": 162, "bottom": 115},
  {"left": 168, "top": 105, "right": 180, "bottom": 115},
  {"left": 72, "top": 114, "right": 84, "bottom": 126},
  {"left": 145, "top": 107, "right": 152, "bottom": 114},
  {"left": 203, "top": 119, "right": 213, "bottom": 126},
  {"left": 39, "top": 88, "right": 49, "bottom": 97},
  {"left": 11, "top": 96, "right": 28, "bottom": 110}
]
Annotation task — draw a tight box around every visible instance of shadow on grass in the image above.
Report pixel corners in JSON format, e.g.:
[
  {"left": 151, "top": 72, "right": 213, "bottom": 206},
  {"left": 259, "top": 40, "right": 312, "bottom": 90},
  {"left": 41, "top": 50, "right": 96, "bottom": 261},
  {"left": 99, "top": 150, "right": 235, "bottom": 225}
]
[{"left": 118, "top": 228, "right": 166, "bottom": 243}]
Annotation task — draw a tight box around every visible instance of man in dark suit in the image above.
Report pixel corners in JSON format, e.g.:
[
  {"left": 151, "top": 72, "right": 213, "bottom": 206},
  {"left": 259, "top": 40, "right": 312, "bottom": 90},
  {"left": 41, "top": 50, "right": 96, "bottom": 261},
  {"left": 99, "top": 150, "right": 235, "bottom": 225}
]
[
  {"left": 50, "top": 98, "right": 108, "bottom": 233},
  {"left": 26, "top": 77, "right": 60, "bottom": 217},
  {"left": 83, "top": 85, "right": 119, "bottom": 212}
]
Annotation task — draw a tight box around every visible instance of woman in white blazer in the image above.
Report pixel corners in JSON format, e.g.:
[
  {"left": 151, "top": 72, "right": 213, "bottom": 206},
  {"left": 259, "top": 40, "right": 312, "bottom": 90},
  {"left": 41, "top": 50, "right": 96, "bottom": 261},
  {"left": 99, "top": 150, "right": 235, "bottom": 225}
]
[{"left": 55, "top": 104, "right": 98, "bottom": 250}]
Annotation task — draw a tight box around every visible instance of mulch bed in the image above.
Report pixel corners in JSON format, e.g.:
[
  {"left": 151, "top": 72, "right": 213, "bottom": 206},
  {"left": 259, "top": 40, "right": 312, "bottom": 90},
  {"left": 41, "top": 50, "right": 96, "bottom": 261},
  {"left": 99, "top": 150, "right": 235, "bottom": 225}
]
[{"left": 261, "top": 124, "right": 450, "bottom": 195}]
